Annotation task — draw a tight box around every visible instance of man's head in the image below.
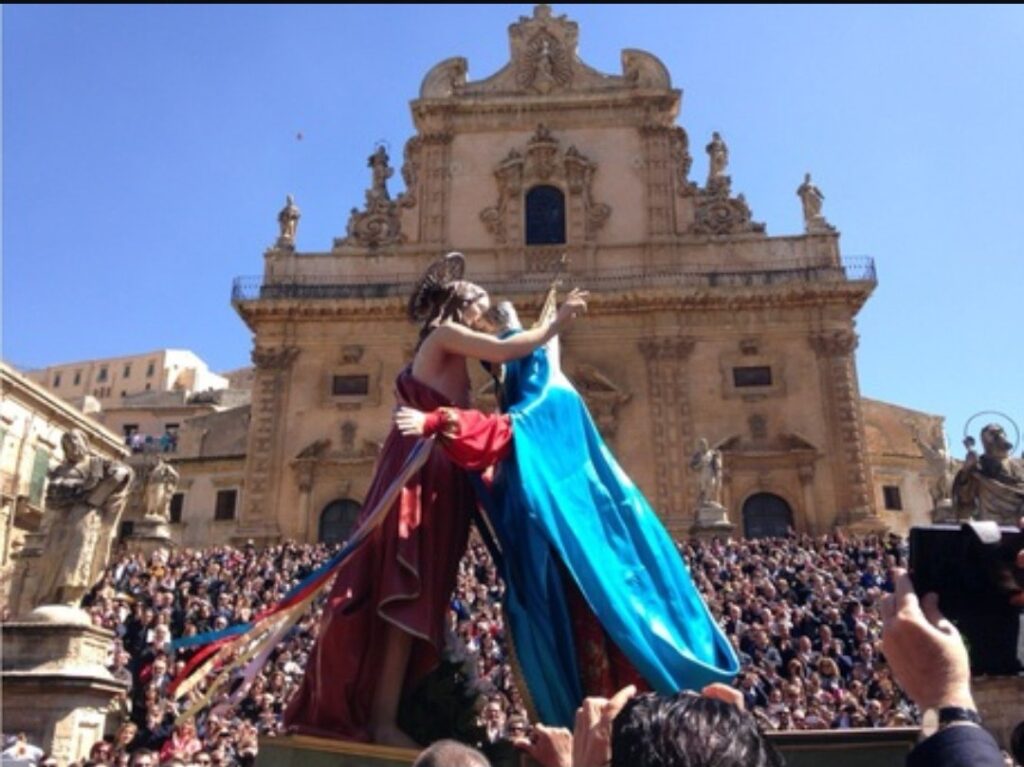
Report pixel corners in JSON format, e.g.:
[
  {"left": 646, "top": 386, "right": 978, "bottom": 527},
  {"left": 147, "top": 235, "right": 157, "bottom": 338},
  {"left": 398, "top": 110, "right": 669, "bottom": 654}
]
[
  {"left": 981, "top": 424, "right": 1013, "bottom": 459},
  {"left": 611, "top": 692, "right": 783, "bottom": 767},
  {"left": 411, "top": 740, "right": 490, "bottom": 767}
]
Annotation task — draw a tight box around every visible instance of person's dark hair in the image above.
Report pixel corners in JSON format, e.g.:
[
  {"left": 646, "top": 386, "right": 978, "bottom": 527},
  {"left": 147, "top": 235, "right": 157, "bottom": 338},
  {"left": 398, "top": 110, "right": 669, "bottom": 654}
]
[
  {"left": 1010, "top": 720, "right": 1024, "bottom": 767},
  {"left": 611, "top": 692, "right": 784, "bottom": 767},
  {"left": 412, "top": 739, "right": 490, "bottom": 767}
]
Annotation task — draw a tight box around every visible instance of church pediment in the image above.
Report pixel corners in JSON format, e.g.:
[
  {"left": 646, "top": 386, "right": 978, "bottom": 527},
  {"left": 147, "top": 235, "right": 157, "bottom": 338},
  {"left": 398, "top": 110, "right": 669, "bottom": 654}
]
[{"left": 419, "top": 5, "right": 671, "bottom": 99}]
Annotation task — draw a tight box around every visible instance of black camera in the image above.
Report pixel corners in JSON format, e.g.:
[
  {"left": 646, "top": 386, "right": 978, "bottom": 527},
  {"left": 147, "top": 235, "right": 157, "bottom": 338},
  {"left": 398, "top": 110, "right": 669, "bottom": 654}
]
[{"left": 909, "top": 522, "right": 1023, "bottom": 675}]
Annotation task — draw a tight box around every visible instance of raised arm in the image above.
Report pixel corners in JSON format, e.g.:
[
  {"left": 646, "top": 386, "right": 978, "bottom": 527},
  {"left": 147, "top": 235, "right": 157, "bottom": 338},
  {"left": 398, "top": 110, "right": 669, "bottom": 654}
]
[{"left": 430, "top": 288, "right": 588, "bottom": 364}]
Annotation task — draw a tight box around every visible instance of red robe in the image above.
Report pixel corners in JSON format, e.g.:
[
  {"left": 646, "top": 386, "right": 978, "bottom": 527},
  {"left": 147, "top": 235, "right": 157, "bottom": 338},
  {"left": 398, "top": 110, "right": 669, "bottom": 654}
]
[{"left": 283, "top": 370, "right": 486, "bottom": 740}]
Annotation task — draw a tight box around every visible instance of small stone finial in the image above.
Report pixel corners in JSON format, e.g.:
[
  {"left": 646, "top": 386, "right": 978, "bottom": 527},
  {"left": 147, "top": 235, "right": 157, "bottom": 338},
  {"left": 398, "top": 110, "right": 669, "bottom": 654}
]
[
  {"left": 796, "top": 172, "right": 834, "bottom": 233},
  {"left": 534, "top": 4, "right": 552, "bottom": 19},
  {"left": 277, "top": 194, "right": 301, "bottom": 246}
]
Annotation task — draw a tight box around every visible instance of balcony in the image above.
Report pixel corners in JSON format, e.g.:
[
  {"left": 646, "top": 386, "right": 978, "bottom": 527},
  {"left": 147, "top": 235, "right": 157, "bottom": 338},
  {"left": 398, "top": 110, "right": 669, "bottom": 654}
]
[{"left": 232, "top": 257, "right": 875, "bottom": 303}]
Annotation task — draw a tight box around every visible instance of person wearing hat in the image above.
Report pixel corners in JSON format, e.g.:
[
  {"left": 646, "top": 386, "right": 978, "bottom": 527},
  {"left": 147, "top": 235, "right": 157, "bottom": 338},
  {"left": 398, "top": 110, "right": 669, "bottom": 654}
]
[{"left": 284, "top": 253, "right": 587, "bottom": 748}]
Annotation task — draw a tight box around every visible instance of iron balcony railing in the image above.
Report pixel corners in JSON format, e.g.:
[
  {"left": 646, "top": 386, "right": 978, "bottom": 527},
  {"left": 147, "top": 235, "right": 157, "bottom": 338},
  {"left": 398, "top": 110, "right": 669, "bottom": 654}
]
[{"left": 232, "top": 256, "right": 876, "bottom": 303}]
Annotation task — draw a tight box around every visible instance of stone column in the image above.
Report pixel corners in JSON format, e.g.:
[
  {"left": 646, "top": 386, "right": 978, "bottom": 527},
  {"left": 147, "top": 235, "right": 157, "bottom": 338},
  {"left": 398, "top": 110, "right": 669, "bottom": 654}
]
[
  {"left": 639, "top": 337, "right": 696, "bottom": 536},
  {"left": 809, "top": 329, "right": 876, "bottom": 527},
  {"left": 2, "top": 617, "right": 129, "bottom": 766},
  {"left": 236, "top": 345, "right": 299, "bottom": 544}
]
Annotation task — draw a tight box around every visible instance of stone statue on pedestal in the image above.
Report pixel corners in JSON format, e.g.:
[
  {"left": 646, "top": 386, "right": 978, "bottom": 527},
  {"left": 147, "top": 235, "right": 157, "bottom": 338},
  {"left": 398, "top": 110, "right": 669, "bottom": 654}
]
[
  {"left": 276, "top": 194, "right": 301, "bottom": 246},
  {"left": 952, "top": 424, "right": 1024, "bottom": 524},
  {"left": 796, "top": 173, "right": 834, "bottom": 233},
  {"left": 689, "top": 438, "right": 732, "bottom": 535},
  {"left": 34, "top": 429, "right": 133, "bottom": 609},
  {"left": 144, "top": 459, "right": 179, "bottom": 521}
]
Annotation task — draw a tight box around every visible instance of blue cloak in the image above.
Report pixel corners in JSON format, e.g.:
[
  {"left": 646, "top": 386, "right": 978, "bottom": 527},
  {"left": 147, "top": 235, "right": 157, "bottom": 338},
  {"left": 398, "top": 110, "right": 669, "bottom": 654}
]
[{"left": 473, "top": 339, "right": 739, "bottom": 727}]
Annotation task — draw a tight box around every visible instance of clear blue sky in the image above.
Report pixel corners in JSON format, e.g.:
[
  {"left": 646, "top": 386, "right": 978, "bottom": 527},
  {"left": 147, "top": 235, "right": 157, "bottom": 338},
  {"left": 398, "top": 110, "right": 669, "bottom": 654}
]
[{"left": 3, "top": 5, "right": 1022, "bottom": 453}]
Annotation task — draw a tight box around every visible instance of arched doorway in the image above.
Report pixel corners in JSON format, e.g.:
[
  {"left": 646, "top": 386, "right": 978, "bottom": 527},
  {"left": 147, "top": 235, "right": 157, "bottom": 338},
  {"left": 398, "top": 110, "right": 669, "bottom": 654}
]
[
  {"left": 319, "top": 498, "right": 361, "bottom": 544},
  {"left": 742, "top": 493, "right": 794, "bottom": 538}
]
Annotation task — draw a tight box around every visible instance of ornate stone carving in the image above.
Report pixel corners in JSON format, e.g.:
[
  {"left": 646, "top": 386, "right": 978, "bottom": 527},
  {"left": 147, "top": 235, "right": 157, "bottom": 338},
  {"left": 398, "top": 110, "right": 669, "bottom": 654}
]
[
  {"left": 480, "top": 125, "right": 611, "bottom": 246},
  {"left": 797, "top": 173, "right": 835, "bottom": 234},
  {"left": 340, "top": 345, "right": 364, "bottom": 364},
  {"left": 276, "top": 195, "right": 300, "bottom": 248},
  {"left": 809, "top": 330, "right": 858, "bottom": 357},
  {"left": 340, "top": 147, "right": 406, "bottom": 249},
  {"left": 622, "top": 49, "right": 671, "bottom": 89},
  {"left": 571, "top": 364, "right": 632, "bottom": 440},
  {"left": 449, "top": 6, "right": 667, "bottom": 98},
  {"left": 687, "top": 132, "right": 766, "bottom": 236},
  {"left": 749, "top": 414, "right": 768, "bottom": 440},
  {"left": 251, "top": 346, "right": 300, "bottom": 370},
  {"left": 34, "top": 430, "right": 133, "bottom": 609},
  {"left": 420, "top": 56, "right": 468, "bottom": 98},
  {"left": 516, "top": 29, "right": 573, "bottom": 94},
  {"left": 669, "top": 127, "right": 696, "bottom": 197}
]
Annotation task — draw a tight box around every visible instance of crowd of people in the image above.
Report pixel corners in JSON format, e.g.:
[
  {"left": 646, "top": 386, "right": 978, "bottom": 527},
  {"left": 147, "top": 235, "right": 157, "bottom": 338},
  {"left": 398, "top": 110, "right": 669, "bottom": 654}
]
[{"left": 18, "top": 527, "right": 934, "bottom": 767}]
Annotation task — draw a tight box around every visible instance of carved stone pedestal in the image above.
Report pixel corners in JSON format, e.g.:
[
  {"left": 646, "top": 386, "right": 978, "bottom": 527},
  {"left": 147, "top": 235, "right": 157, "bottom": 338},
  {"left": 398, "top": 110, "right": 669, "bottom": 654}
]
[
  {"left": 929, "top": 499, "right": 958, "bottom": 524},
  {"left": 125, "top": 517, "right": 175, "bottom": 556},
  {"left": 689, "top": 502, "right": 734, "bottom": 539},
  {"left": 2, "top": 614, "right": 128, "bottom": 766}
]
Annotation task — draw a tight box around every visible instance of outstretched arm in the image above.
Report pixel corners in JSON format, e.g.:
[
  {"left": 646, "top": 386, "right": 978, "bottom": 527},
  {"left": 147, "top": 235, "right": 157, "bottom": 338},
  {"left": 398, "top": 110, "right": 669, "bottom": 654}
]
[
  {"left": 431, "top": 288, "right": 588, "bottom": 364},
  {"left": 395, "top": 406, "right": 513, "bottom": 471}
]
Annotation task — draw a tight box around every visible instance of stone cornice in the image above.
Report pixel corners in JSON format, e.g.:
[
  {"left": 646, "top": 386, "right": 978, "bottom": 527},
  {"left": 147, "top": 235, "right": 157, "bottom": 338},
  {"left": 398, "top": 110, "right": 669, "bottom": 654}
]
[{"left": 233, "top": 279, "right": 875, "bottom": 331}]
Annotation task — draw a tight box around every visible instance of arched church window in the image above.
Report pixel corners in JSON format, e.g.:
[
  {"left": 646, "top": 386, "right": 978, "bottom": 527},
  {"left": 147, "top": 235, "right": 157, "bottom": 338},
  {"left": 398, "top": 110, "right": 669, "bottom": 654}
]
[
  {"left": 525, "top": 185, "right": 566, "bottom": 245},
  {"left": 319, "top": 498, "right": 361, "bottom": 544}
]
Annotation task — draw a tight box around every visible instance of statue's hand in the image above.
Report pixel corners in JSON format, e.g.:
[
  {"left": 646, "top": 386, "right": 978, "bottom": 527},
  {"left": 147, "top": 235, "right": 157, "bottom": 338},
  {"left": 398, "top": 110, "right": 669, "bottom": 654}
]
[{"left": 394, "top": 406, "right": 427, "bottom": 436}]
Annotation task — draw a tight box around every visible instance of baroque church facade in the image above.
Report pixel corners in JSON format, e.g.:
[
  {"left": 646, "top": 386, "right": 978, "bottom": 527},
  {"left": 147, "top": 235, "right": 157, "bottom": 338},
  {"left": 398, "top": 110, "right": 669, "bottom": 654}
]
[{"left": 231, "top": 6, "right": 887, "bottom": 545}]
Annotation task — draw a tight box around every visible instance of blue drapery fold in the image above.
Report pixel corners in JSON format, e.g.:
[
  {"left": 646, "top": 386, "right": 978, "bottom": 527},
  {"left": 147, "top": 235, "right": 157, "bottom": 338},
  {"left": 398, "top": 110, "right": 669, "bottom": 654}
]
[{"left": 476, "top": 341, "right": 739, "bottom": 727}]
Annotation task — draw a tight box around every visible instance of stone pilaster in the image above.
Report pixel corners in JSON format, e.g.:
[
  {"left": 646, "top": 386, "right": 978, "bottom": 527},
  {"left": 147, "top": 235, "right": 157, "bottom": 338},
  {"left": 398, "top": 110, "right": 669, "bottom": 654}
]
[
  {"left": 639, "top": 125, "right": 677, "bottom": 238},
  {"left": 639, "top": 337, "right": 696, "bottom": 535},
  {"left": 417, "top": 132, "right": 453, "bottom": 245},
  {"left": 809, "top": 329, "right": 875, "bottom": 524},
  {"left": 237, "top": 345, "right": 299, "bottom": 542}
]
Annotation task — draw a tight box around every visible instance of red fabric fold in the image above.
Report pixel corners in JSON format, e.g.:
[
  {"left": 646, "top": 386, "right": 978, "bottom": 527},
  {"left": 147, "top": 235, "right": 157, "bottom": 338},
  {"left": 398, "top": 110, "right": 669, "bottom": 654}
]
[{"left": 283, "top": 369, "right": 477, "bottom": 741}]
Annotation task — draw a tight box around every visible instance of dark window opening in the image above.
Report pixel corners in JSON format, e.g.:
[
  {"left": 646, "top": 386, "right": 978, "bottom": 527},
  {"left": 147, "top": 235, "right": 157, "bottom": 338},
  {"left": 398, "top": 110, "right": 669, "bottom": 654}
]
[
  {"left": 215, "top": 489, "right": 238, "bottom": 521},
  {"left": 123, "top": 364, "right": 131, "bottom": 378},
  {"left": 170, "top": 493, "right": 185, "bottom": 524},
  {"left": 53, "top": 373, "right": 62, "bottom": 388},
  {"left": 883, "top": 485, "right": 903, "bottom": 511},
  {"left": 525, "top": 185, "right": 566, "bottom": 245},
  {"left": 73, "top": 371, "right": 82, "bottom": 385},
  {"left": 146, "top": 362, "right": 156, "bottom": 378},
  {"left": 97, "top": 367, "right": 109, "bottom": 383},
  {"left": 333, "top": 375, "right": 369, "bottom": 396},
  {"left": 733, "top": 366, "right": 773, "bottom": 388}
]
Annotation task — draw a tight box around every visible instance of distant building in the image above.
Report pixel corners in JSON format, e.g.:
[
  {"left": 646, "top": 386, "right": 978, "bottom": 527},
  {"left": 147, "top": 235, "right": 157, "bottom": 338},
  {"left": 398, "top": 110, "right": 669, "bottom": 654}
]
[{"left": 25, "top": 349, "right": 229, "bottom": 409}]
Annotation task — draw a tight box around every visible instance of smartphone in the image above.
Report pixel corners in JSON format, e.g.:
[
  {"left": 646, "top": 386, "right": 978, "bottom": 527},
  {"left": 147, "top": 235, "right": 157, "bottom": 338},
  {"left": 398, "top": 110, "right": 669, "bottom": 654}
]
[{"left": 909, "top": 522, "right": 1023, "bottom": 675}]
